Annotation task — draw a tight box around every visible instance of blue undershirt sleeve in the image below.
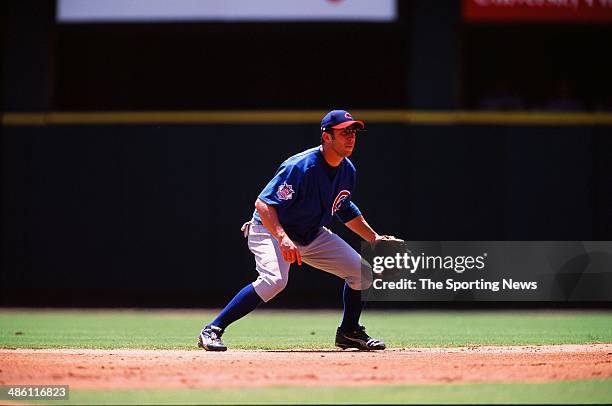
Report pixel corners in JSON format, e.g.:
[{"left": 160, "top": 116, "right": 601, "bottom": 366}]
[{"left": 335, "top": 200, "right": 361, "bottom": 223}]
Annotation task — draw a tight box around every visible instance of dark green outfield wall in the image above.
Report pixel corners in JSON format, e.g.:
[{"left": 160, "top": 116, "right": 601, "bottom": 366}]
[
  {"left": 2, "top": 0, "right": 610, "bottom": 307},
  {"left": 1, "top": 123, "right": 608, "bottom": 306}
]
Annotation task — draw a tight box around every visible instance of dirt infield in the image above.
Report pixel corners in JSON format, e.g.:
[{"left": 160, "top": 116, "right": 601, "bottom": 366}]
[{"left": 1, "top": 344, "right": 611, "bottom": 389}]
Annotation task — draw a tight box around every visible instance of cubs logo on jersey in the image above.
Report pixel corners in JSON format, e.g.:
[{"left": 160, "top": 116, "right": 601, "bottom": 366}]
[
  {"left": 331, "top": 190, "right": 351, "bottom": 215},
  {"left": 277, "top": 181, "right": 295, "bottom": 200}
]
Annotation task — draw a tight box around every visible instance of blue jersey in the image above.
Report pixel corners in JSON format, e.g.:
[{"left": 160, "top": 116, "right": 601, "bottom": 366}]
[{"left": 253, "top": 146, "right": 362, "bottom": 245}]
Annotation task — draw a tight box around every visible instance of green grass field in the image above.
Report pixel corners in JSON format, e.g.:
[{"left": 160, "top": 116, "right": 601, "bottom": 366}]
[
  {"left": 2, "top": 309, "right": 612, "bottom": 405},
  {"left": 2, "top": 309, "right": 611, "bottom": 350},
  {"left": 23, "top": 380, "right": 611, "bottom": 405}
]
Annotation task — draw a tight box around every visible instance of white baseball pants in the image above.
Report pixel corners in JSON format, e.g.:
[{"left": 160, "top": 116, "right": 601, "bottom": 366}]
[{"left": 246, "top": 223, "right": 372, "bottom": 302}]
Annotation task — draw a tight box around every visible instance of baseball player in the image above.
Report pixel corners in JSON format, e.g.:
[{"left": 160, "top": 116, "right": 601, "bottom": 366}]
[{"left": 198, "top": 110, "right": 397, "bottom": 351}]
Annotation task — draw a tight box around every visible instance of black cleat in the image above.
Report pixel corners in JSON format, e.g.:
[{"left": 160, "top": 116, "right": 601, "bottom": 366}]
[
  {"left": 197, "top": 325, "right": 227, "bottom": 351},
  {"left": 335, "top": 325, "right": 386, "bottom": 351}
]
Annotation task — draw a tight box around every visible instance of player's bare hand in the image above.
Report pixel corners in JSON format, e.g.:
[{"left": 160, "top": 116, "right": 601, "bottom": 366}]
[{"left": 278, "top": 235, "right": 302, "bottom": 265}]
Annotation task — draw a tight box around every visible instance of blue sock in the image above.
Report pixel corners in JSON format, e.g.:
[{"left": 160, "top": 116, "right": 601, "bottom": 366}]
[
  {"left": 211, "top": 283, "right": 263, "bottom": 330},
  {"left": 339, "top": 282, "right": 365, "bottom": 332}
]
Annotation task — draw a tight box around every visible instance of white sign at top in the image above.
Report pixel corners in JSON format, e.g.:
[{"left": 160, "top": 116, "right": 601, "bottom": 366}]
[{"left": 57, "top": 0, "right": 397, "bottom": 23}]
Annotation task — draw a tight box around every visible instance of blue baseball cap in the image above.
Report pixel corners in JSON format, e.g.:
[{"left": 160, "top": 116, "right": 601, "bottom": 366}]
[{"left": 320, "top": 110, "right": 365, "bottom": 132}]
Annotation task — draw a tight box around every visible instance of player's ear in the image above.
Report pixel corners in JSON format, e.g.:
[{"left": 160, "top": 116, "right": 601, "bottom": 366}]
[{"left": 321, "top": 131, "right": 332, "bottom": 144}]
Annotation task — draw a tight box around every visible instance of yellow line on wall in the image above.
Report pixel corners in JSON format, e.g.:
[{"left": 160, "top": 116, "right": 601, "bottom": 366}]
[{"left": 2, "top": 110, "right": 612, "bottom": 126}]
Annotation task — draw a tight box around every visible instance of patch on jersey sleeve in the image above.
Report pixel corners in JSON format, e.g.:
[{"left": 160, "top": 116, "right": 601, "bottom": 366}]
[
  {"left": 277, "top": 181, "right": 295, "bottom": 201},
  {"left": 331, "top": 190, "right": 351, "bottom": 215}
]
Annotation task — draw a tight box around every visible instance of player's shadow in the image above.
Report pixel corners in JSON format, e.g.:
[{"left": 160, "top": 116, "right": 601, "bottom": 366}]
[{"left": 262, "top": 349, "right": 357, "bottom": 353}]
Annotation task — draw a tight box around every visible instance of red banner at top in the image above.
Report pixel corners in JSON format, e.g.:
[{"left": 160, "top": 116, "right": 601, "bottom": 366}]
[{"left": 463, "top": 0, "right": 612, "bottom": 22}]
